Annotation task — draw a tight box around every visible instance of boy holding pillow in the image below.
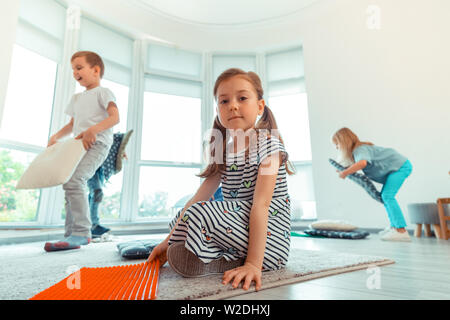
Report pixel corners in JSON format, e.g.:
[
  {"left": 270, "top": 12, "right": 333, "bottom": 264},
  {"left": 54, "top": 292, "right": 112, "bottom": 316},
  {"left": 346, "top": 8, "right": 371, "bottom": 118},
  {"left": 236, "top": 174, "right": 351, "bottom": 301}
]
[{"left": 45, "top": 51, "right": 119, "bottom": 251}]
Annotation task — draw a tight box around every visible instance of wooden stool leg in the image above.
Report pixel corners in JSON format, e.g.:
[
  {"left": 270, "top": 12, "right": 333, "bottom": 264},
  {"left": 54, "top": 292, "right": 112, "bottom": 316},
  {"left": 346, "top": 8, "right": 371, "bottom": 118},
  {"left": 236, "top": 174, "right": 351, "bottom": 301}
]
[
  {"left": 414, "top": 224, "right": 422, "bottom": 237},
  {"left": 437, "top": 198, "right": 450, "bottom": 240},
  {"left": 424, "top": 224, "right": 432, "bottom": 237},
  {"left": 433, "top": 224, "right": 442, "bottom": 239}
]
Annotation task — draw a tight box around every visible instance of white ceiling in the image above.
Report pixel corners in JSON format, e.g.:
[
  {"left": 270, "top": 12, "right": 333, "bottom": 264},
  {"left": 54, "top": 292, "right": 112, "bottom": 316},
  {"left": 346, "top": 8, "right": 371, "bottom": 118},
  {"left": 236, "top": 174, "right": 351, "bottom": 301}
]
[
  {"left": 128, "top": 0, "right": 321, "bottom": 26},
  {"left": 63, "top": 0, "right": 328, "bottom": 51}
]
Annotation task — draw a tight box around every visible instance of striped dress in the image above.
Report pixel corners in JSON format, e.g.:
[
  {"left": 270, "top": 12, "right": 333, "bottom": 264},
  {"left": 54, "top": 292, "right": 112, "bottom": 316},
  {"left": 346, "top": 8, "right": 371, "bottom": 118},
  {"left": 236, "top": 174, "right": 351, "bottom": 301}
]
[{"left": 169, "top": 133, "right": 291, "bottom": 271}]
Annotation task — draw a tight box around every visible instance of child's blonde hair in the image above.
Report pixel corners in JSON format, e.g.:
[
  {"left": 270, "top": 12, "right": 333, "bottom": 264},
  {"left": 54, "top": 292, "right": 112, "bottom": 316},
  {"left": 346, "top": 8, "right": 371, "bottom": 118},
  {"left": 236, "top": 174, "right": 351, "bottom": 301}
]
[
  {"left": 71, "top": 51, "right": 105, "bottom": 78},
  {"left": 199, "top": 68, "right": 295, "bottom": 178},
  {"left": 332, "top": 127, "right": 373, "bottom": 164}
]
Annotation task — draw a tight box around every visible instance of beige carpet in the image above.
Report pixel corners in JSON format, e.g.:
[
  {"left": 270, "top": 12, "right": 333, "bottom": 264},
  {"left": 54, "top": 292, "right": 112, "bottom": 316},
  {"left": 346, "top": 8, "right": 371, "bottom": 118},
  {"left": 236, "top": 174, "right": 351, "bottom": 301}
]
[
  {"left": 0, "top": 236, "right": 394, "bottom": 300},
  {"left": 157, "top": 249, "right": 394, "bottom": 300}
]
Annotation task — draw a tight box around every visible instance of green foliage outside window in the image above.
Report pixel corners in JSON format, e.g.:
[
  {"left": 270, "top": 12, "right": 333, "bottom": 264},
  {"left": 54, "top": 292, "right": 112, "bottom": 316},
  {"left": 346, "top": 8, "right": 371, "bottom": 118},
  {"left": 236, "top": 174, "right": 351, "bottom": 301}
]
[
  {"left": 139, "top": 191, "right": 170, "bottom": 217},
  {"left": 0, "top": 150, "right": 39, "bottom": 222}
]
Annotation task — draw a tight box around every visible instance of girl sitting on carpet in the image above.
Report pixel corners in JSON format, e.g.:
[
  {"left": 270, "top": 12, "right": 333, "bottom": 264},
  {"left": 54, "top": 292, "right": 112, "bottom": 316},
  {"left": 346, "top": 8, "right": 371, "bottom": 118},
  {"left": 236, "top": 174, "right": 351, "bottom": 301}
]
[
  {"left": 148, "top": 68, "right": 294, "bottom": 291},
  {"left": 332, "top": 127, "right": 413, "bottom": 242}
]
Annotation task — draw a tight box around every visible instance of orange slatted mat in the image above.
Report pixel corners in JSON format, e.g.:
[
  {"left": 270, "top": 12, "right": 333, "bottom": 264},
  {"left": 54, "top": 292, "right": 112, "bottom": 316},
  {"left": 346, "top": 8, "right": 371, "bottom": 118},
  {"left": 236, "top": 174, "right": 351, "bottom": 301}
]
[{"left": 30, "top": 260, "right": 160, "bottom": 300}]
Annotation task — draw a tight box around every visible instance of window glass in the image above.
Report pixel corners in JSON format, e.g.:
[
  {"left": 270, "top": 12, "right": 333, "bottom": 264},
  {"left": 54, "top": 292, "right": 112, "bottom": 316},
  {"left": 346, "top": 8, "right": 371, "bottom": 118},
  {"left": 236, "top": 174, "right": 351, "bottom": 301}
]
[
  {"left": 138, "top": 166, "right": 200, "bottom": 219},
  {"left": 0, "top": 45, "right": 57, "bottom": 147},
  {"left": 0, "top": 148, "right": 40, "bottom": 222},
  {"left": 141, "top": 92, "right": 201, "bottom": 163},
  {"left": 268, "top": 93, "right": 312, "bottom": 161},
  {"left": 286, "top": 165, "right": 316, "bottom": 220},
  {"left": 99, "top": 171, "right": 123, "bottom": 221}
]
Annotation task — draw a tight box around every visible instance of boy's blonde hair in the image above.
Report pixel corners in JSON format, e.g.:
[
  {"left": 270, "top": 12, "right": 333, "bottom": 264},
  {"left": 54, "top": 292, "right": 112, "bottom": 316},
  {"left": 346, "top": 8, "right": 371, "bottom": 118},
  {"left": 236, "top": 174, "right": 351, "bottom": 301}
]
[
  {"left": 71, "top": 51, "right": 105, "bottom": 78},
  {"left": 332, "top": 127, "right": 373, "bottom": 164},
  {"left": 199, "top": 68, "right": 295, "bottom": 178}
]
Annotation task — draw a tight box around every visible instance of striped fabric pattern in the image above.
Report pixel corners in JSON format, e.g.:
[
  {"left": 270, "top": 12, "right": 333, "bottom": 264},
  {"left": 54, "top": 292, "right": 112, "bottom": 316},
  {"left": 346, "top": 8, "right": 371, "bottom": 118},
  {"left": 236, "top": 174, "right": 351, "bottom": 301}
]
[{"left": 169, "top": 134, "right": 291, "bottom": 271}]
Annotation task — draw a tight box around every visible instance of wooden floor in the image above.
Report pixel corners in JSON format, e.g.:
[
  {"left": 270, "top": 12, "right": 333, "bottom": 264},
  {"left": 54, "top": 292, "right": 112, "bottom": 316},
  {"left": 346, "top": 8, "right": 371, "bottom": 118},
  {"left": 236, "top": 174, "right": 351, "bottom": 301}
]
[
  {"left": 227, "top": 233, "right": 450, "bottom": 300},
  {"left": 1, "top": 229, "right": 449, "bottom": 300}
]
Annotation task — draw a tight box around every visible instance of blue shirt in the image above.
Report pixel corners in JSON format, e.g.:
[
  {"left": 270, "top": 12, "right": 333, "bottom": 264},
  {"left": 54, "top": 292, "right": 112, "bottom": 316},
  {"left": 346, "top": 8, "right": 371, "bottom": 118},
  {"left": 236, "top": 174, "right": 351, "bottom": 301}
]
[
  {"left": 212, "top": 186, "right": 223, "bottom": 201},
  {"left": 352, "top": 145, "right": 407, "bottom": 184}
]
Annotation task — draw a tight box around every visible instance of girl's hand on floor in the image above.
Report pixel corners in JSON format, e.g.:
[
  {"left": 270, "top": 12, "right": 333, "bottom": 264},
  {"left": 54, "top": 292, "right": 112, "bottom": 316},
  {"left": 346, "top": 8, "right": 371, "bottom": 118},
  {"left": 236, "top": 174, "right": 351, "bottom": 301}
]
[
  {"left": 147, "top": 241, "right": 168, "bottom": 266},
  {"left": 222, "top": 262, "right": 262, "bottom": 291}
]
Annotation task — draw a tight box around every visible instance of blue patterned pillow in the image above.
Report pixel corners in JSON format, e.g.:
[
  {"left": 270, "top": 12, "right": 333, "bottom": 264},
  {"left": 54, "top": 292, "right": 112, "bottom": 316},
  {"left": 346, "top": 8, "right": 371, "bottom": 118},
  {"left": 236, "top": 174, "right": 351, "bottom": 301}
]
[
  {"left": 117, "top": 239, "right": 163, "bottom": 259},
  {"left": 116, "top": 130, "right": 133, "bottom": 173},
  {"left": 304, "top": 228, "right": 370, "bottom": 239},
  {"left": 329, "top": 158, "right": 384, "bottom": 204}
]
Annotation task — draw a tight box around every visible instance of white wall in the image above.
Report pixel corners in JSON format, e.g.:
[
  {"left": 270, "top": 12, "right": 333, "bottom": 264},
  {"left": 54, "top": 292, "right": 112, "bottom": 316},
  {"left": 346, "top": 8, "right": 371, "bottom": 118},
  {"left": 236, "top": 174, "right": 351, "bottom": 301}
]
[
  {"left": 301, "top": 0, "right": 450, "bottom": 229},
  {"left": 0, "top": 0, "right": 20, "bottom": 122}
]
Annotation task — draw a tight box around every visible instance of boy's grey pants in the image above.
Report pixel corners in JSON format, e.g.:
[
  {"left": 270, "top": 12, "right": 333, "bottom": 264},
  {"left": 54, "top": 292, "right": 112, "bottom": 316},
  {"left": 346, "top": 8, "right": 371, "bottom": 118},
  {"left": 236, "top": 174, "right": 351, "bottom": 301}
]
[{"left": 63, "top": 141, "right": 110, "bottom": 238}]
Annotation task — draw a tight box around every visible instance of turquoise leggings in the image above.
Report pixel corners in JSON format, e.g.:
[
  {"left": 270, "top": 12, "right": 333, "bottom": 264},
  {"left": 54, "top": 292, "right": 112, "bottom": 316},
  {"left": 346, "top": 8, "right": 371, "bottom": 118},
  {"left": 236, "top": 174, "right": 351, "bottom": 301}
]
[{"left": 380, "top": 160, "right": 412, "bottom": 228}]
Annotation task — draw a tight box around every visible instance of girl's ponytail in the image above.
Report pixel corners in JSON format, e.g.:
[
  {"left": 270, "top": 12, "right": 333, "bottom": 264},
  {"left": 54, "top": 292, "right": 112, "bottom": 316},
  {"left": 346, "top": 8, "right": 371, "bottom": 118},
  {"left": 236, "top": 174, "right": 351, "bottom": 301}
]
[
  {"left": 198, "top": 116, "right": 227, "bottom": 178},
  {"left": 255, "top": 105, "right": 277, "bottom": 131}
]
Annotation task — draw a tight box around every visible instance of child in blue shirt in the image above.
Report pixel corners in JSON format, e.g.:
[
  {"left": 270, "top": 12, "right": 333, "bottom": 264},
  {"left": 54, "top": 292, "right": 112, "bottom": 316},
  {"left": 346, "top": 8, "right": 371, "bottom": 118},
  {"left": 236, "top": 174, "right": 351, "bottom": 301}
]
[
  {"left": 332, "top": 127, "right": 412, "bottom": 242},
  {"left": 88, "top": 130, "right": 132, "bottom": 239}
]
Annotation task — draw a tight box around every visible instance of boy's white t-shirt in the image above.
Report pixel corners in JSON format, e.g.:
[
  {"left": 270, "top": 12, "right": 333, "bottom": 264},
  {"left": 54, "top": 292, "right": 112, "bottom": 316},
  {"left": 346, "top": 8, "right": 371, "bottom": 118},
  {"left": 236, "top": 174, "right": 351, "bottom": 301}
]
[{"left": 65, "top": 86, "right": 116, "bottom": 147}]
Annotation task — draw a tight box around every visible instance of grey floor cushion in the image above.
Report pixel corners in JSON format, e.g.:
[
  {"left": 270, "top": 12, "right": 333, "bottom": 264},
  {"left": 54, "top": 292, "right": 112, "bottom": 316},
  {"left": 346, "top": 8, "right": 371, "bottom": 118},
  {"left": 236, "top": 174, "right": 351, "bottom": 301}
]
[
  {"left": 303, "top": 228, "right": 370, "bottom": 239},
  {"left": 117, "top": 239, "right": 163, "bottom": 259}
]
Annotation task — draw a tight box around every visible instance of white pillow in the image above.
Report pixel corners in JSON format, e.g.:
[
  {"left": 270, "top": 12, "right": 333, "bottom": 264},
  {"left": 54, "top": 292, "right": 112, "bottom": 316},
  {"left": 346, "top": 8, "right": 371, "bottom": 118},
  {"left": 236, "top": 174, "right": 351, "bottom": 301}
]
[
  {"left": 309, "top": 220, "right": 358, "bottom": 231},
  {"left": 16, "top": 138, "right": 86, "bottom": 189}
]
